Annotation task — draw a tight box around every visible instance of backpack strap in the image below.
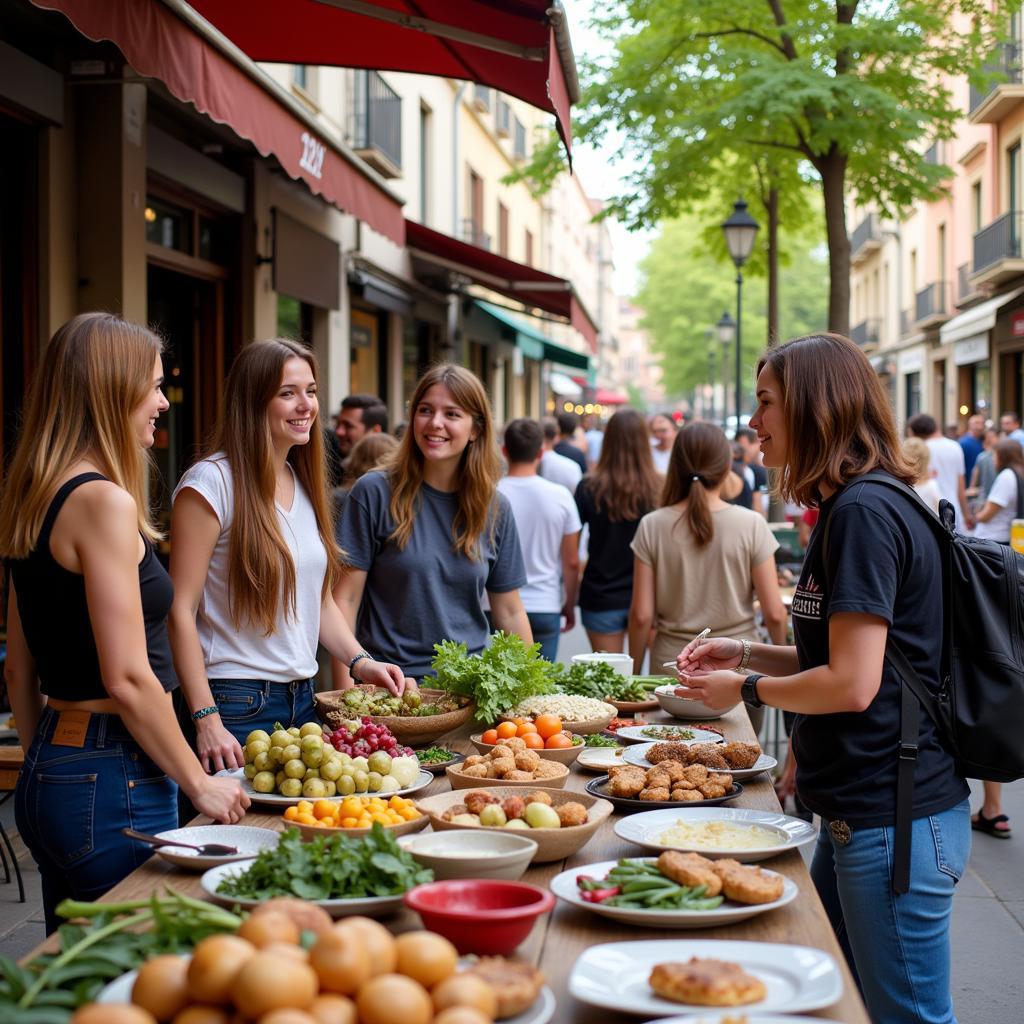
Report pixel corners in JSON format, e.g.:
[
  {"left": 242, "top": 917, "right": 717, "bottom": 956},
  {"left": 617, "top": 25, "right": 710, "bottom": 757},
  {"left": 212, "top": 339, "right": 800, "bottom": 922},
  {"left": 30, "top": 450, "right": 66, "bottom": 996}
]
[{"left": 1015, "top": 469, "right": 1024, "bottom": 521}]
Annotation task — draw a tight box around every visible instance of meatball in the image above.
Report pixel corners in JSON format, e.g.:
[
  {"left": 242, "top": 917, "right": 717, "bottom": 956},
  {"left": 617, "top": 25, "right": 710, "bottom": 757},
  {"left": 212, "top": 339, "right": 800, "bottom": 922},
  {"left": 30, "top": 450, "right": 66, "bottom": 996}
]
[
  {"left": 442, "top": 803, "right": 469, "bottom": 821},
  {"left": 460, "top": 764, "right": 489, "bottom": 778},
  {"left": 463, "top": 754, "right": 486, "bottom": 768},
  {"left": 502, "top": 795, "right": 527, "bottom": 820},
  {"left": 514, "top": 749, "right": 541, "bottom": 772},
  {"left": 534, "top": 760, "right": 563, "bottom": 779},
  {"left": 525, "top": 790, "right": 553, "bottom": 806},
  {"left": 640, "top": 786, "right": 671, "bottom": 801},
  {"left": 464, "top": 790, "right": 499, "bottom": 815},
  {"left": 555, "top": 801, "right": 589, "bottom": 827},
  {"left": 503, "top": 769, "right": 534, "bottom": 781}
]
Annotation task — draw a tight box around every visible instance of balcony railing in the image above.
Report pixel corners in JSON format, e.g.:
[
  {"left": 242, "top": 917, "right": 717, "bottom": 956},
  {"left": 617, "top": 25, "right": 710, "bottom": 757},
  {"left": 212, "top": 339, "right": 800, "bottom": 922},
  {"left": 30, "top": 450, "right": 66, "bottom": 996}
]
[
  {"left": 461, "top": 218, "right": 492, "bottom": 250},
  {"left": 970, "top": 43, "right": 1022, "bottom": 114},
  {"left": 974, "top": 211, "right": 1024, "bottom": 274},
  {"left": 495, "top": 98, "right": 511, "bottom": 138},
  {"left": 850, "top": 318, "right": 881, "bottom": 348},
  {"left": 352, "top": 71, "right": 401, "bottom": 176},
  {"left": 851, "top": 212, "right": 881, "bottom": 259},
  {"left": 473, "top": 84, "right": 492, "bottom": 112},
  {"left": 513, "top": 117, "right": 527, "bottom": 160},
  {"left": 915, "top": 281, "right": 950, "bottom": 323}
]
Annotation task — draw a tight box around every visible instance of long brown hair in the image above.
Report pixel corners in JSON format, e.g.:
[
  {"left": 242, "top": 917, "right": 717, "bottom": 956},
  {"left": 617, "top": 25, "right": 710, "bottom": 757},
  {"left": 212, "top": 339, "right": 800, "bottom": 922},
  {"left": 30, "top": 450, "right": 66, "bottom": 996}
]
[
  {"left": 757, "top": 333, "right": 915, "bottom": 507},
  {"left": 0, "top": 312, "right": 162, "bottom": 558},
  {"left": 584, "top": 408, "right": 661, "bottom": 522},
  {"left": 343, "top": 432, "right": 398, "bottom": 486},
  {"left": 994, "top": 439, "right": 1024, "bottom": 474},
  {"left": 662, "top": 423, "right": 733, "bottom": 546},
  {"left": 386, "top": 364, "right": 502, "bottom": 558},
  {"left": 210, "top": 339, "right": 341, "bottom": 635}
]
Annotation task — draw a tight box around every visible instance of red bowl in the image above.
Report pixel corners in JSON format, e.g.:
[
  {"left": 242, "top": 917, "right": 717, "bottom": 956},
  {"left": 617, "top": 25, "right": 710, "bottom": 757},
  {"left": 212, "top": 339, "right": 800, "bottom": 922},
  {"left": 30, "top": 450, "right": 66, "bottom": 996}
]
[{"left": 403, "top": 879, "right": 555, "bottom": 955}]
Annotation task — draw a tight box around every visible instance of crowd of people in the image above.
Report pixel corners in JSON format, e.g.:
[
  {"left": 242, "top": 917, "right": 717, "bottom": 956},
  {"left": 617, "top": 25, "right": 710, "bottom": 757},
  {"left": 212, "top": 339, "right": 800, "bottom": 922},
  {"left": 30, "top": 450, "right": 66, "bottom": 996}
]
[{"left": 1, "top": 312, "right": 1015, "bottom": 1024}]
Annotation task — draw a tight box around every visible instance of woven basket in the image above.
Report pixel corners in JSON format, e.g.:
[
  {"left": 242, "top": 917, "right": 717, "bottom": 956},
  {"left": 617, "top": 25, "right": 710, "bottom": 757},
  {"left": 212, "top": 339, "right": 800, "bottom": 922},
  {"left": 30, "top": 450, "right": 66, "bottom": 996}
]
[{"left": 315, "top": 687, "right": 475, "bottom": 746}]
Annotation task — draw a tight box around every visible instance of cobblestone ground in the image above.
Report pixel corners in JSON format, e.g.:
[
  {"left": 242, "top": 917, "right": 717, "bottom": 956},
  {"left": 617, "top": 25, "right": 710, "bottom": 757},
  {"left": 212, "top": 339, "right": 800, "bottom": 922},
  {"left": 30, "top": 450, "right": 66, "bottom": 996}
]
[{"left": 1, "top": 621, "right": 1021, "bottom": 1022}]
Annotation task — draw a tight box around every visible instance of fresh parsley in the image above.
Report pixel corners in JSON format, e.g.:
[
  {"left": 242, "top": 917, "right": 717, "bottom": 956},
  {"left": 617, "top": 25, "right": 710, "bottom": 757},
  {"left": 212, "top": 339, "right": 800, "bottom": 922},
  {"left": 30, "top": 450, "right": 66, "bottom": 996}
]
[{"left": 553, "top": 662, "right": 653, "bottom": 702}]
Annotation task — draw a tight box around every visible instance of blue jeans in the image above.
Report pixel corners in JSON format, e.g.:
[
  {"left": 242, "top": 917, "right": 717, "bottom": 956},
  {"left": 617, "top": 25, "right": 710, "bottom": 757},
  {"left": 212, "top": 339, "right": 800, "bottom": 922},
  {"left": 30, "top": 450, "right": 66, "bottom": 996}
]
[
  {"left": 811, "top": 799, "right": 971, "bottom": 1024},
  {"left": 526, "top": 612, "right": 562, "bottom": 663},
  {"left": 15, "top": 707, "right": 177, "bottom": 934},
  {"left": 209, "top": 678, "right": 317, "bottom": 746}
]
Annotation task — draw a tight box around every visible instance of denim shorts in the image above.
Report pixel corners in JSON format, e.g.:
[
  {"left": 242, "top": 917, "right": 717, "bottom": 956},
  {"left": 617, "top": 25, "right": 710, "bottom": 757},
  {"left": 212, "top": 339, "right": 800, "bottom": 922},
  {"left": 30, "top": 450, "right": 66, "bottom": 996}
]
[
  {"left": 208, "top": 678, "right": 317, "bottom": 746},
  {"left": 15, "top": 706, "right": 177, "bottom": 934},
  {"left": 580, "top": 607, "right": 630, "bottom": 633}
]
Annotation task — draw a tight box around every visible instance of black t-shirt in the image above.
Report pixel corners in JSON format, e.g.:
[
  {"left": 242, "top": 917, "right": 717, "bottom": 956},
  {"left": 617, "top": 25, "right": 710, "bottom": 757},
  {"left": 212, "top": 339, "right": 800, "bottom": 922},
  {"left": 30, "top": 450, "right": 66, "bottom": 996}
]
[
  {"left": 750, "top": 462, "right": 768, "bottom": 492},
  {"left": 725, "top": 461, "right": 753, "bottom": 510},
  {"left": 791, "top": 477, "right": 968, "bottom": 826},
  {"left": 575, "top": 478, "right": 649, "bottom": 611},
  {"left": 555, "top": 440, "right": 588, "bottom": 474}
]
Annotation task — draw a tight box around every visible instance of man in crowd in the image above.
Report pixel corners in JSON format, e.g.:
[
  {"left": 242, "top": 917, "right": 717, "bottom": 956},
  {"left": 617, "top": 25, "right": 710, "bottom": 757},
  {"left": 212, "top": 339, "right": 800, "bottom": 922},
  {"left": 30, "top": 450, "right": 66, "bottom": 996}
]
[
  {"left": 582, "top": 413, "right": 604, "bottom": 469},
  {"left": 907, "top": 412, "right": 972, "bottom": 528},
  {"left": 498, "top": 419, "right": 581, "bottom": 662},
  {"left": 735, "top": 427, "right": 769, "bottom": 517},
  {"left": 554, "top": 411, "right": 588, "bottom": 474},
  {"left": 538, "top": 416, "right": 583, "bottom": 492},
  {"left": 335, "top": 393, "right": 388, "bottom": 458},
  {"left": 999, "top": 410, "right": 1024, "bottom": 446},
  {"left": 958, "top": 414, "right": 986, "bottom": 483}
]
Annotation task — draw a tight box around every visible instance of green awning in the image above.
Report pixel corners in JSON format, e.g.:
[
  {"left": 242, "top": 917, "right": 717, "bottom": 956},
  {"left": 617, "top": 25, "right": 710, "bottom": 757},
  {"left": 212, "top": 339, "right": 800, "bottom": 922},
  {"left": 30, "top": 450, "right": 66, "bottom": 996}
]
[{"left": 473, "top": 299, "right": 590, "bottom": 371}]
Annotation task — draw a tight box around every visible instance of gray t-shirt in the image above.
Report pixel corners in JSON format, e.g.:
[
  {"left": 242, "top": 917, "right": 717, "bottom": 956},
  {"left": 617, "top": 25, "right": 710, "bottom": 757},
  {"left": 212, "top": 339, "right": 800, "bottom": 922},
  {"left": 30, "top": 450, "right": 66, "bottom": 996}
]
[{"left": 337, "top": 471, "right": 527, "bottom": 680}]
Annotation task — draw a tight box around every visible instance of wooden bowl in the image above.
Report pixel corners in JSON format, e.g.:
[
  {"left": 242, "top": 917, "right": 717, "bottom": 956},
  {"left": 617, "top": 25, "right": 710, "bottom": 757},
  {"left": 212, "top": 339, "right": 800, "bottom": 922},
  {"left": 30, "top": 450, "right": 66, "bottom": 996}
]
[
  {"left": 315, "top": 687, "right": 476, "bottom": 745},
  {"left": 414, "top": 785, "right": 614, "bottom": 863},
  {"left": 469, "top": 733, "right": 584, "bottom": 766},
  {"left": 292, "top": 813, "right": 429, "bottom": 842},
  {"left": 446, "top": 761, "right": 569, "bottom": 790}
]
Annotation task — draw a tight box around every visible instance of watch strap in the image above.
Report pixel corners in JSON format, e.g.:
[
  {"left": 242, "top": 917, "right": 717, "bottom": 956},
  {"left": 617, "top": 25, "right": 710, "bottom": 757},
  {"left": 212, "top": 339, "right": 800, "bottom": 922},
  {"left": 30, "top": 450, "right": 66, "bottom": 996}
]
[{"left": 742, "top": 673, "right": 765, "bottom": 709}]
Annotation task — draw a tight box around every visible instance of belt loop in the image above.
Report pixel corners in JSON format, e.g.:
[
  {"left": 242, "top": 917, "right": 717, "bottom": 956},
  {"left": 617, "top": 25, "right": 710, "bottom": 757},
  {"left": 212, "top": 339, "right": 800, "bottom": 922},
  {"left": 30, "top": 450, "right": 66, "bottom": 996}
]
[
  {"left": 263, "top": 680, "right": 272, "bottom": 700},
  {"left": 95, "top": 713, "right": 107, "bottom": 749}
]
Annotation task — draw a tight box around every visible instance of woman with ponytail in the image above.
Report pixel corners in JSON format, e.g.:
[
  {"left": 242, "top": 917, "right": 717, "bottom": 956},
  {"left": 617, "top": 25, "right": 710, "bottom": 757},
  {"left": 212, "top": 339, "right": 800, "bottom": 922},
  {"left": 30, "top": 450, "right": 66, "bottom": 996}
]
[{"left": 628, "top": 422, "right": 787, "bottom": 709}]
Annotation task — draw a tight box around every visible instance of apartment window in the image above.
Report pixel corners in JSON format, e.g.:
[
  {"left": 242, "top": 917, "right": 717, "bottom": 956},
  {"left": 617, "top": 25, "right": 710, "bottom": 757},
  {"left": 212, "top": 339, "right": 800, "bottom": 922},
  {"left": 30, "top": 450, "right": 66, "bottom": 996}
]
[
  {"left": 293, "top": 65, "right": 307, "bottom": 89},
  {"left": 497, "top": 202, "right": 509, "bottom": 257},
  {"left": 938, "top": 223, "right": 946, "bottom": 288},
  {"left": 525, "top": 229, "right": 534, "bottom": 266},
  {"left": 463, "top": 168, "right": 488, "bottom": 249},
  {"left": 352, "top": 71, "right": 402, "bottom": 175},
  {"left": 419, "top": 103, "right": 432, "bottom": 223},
  {"left": 513, "top": 117, "right": 527, "bottom": 160},
  {"left": 1009, "top": 142, "right": 1021, "bottom": 214},
  {"left": 909, "top": 248, "right": 918, "bottom": 294}
]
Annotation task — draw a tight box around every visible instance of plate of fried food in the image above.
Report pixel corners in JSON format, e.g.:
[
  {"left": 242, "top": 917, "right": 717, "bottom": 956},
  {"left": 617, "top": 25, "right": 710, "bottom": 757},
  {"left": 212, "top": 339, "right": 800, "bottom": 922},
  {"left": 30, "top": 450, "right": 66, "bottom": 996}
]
[
  {"left": 585, "top": 763, "right": 743, "bottom": 812},
  {"left": 550, "top": 853, "right": 796, "bottom": 928},
  {"left": 568, "top": 939, "right": 842, "bottom": 1016},
  {"left": 623, "top": 740, "right": 777, "bottom": 780}
]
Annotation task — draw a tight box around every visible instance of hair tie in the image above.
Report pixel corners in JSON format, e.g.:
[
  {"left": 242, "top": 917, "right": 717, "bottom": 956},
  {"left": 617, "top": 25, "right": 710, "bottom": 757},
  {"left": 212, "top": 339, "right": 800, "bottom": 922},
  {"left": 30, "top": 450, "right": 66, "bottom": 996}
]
[{"left": 691, "top": 475, "right": 701, "bottom": 484}]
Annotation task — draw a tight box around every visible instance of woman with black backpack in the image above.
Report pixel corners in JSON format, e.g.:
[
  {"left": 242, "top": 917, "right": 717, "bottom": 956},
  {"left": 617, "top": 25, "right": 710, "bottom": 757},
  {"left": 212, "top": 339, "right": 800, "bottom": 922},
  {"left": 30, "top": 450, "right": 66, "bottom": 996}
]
[{"left": 674, "top": 333, "right": 971, "bottom": 1024}]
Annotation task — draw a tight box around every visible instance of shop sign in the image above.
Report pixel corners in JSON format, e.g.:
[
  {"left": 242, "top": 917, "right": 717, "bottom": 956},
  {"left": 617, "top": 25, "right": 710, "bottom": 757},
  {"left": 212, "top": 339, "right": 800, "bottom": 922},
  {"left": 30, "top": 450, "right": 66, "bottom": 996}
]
[
  {"left": 1013, "top": 311, "right": 1024, "bottom": 337},
  {"left": 351, "top": 322, "right": 373, "bottom": 349},
  {"left": 898, "top": 348, "right": 924, "bottom": 374},
  {"left": 953, "top": 334, "right": 989, "bottom": 366}
]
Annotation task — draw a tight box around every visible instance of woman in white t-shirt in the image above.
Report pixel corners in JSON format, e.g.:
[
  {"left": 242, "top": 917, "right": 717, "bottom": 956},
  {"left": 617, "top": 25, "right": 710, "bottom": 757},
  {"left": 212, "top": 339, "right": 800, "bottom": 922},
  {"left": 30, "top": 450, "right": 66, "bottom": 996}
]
[
  {"left": 973, "top": 439, "right": 1024, "bottom": 543},
  {"left": 168, "top": 340, "right": 406, "bottom": 773}
]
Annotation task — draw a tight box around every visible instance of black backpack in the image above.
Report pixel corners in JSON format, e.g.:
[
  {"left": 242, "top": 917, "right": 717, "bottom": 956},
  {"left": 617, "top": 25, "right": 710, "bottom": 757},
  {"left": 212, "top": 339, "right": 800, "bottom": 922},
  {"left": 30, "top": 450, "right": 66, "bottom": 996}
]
[{"left": 822, "top": 472, "right": 1024, "bottom": 891}]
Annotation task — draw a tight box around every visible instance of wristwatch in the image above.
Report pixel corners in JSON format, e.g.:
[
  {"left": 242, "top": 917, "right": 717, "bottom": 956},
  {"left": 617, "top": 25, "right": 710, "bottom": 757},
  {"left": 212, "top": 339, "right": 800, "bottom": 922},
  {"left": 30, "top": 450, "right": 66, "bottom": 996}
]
[{"left": 741, "top": 673, "right": 765, "bottom": 709}]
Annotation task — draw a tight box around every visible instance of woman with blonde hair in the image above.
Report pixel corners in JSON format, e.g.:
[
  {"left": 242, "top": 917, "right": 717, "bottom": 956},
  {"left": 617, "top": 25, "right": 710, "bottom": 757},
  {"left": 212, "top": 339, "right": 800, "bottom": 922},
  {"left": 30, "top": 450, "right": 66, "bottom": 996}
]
[
  {"left": 169, "top": 339, "right": 406, "bottom": 775},
  {"left": 333, "top": 432, "right": 399, "bottom": 510},
  {"left": 0, "top": 313, "right": 247, "bottom": 932},
  {"left": 333, "top": 364, "right": 530, "bottom": 683},
  {"left": 628, "top": 423, "right": 787, "bottom": 724},
  {"left": 676, "top": 334, "right": 969, "bottom": 1024},
  {"left": 902, "top": 437, "right": 940, "bottom": 512},
  {"left": 575, "top": 407, "right": 662, "bottom": 652}
]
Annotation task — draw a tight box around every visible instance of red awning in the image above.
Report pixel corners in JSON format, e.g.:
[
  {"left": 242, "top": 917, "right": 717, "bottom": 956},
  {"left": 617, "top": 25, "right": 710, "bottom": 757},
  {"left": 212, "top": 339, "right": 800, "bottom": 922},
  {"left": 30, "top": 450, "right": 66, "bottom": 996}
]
[
  {"left": 595, "top": 388, "right": 629, "bottom": 405},
  {"left": 189, "top": 0, "right": 578, "bottom": 156},
  {"left": 406, "top": 219, "right": 598, "bottom": 351},
  {"left": 33, "top": 0, "right": 405, "bottom": 245}
]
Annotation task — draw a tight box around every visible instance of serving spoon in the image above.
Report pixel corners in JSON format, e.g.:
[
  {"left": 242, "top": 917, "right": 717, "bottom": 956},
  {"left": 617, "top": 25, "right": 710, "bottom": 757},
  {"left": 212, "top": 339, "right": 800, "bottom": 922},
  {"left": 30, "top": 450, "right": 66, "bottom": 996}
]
[{"left": 122, "top": 827, "right": 239, "bottom": 856}]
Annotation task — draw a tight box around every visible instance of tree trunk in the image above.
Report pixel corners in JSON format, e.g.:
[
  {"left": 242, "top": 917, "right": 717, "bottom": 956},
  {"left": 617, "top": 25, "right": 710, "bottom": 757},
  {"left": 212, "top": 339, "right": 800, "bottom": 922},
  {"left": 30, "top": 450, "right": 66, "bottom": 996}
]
[
  {"left": 818, "top": 149, "right": 850, "bottom": 336},
  {"left": 766, "top": 186, "right": 780, "bottom": 346}
]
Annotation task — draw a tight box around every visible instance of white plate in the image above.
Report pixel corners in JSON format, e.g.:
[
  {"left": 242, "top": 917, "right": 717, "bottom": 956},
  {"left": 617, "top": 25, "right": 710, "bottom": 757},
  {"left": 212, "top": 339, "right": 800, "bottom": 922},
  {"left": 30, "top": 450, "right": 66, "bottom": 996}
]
[
  {"left": 568, "top": 939, "right": 842, "bottom": 1016},
  {"left": 550, "top": 859, "right": 797, "bottom": 928},
  {"left": 576, "top": 746, "right": 628, "bottom": 772},
  {"left": 641, "top": 1016, "right": 839, "bottom": 1024},
  {"left": 622, "top": 742, "right": 778, "bottom": 779},
  {"left": 200, "top": 859, "right": 405, "bottom": 918},
  {"left": 99, "top": 959, "right": 557, "bottom": 1024},
  {"left": 148, "top": 826, "right": 280, "bottom": 870},
  {"left": 613, "top": 807, "right": 817, "bottom": 863},
  {"left": 614, "top": 725, "right": 724, "bottom": 745},
  {"left": 226, "top": 767, "right": 434, "bottom": 805}
]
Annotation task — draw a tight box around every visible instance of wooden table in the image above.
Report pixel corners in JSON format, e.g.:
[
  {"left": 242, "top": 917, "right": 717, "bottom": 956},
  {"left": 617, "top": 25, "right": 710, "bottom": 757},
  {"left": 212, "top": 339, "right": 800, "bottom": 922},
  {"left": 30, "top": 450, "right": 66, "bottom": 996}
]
[{"left": 26, "top": 708, "right": 868, "bottom": 1022}]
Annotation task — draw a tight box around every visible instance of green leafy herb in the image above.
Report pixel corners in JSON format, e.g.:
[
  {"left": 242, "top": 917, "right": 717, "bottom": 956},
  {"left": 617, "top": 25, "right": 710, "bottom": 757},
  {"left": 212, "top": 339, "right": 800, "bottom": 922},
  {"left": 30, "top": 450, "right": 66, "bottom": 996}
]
[
  {"left": 641, "top": 725, "right": 696, "bottom": 740},
  {"left": 584, "top": 733, "right": 621, "bottom": 747},
  {"left": 215, "top": 824, "right": 432, "bottom": 902},
  {"left": 415, "top": 747, "right": 454, "bottom": 763},
  {"left": 553, "top": 664, "right": 656, "bottom": 702},
  {"left": 430, "top": 632, "right": 557, "bottom": 724}
]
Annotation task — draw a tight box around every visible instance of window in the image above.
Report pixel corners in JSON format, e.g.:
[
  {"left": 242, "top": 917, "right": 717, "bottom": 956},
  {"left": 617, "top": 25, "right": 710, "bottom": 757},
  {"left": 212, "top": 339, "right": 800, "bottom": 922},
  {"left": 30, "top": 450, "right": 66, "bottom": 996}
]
[
  {"left": 937, "top": 223, "right": 946, "bottom": 290},
  {"left": 972, "top": 180, "right": 983, "bottom": 232},
  {"left": 419, "top": 103, "right": 431, "bottom": 222},
  {"left": 525, "top": 229, "right": 534, "bottom": 266},
  {"left": 497, "top": 201, "right": 509, "bottom": 257},
  {"left": 293, "top": 65, "right": 307, "bottom": 89},
  {"left": 905, "top": 372, "right": 922, "bottom": 419},
  {"left": 1009, "top": 142, "right": 1021, "bottom": 214}
]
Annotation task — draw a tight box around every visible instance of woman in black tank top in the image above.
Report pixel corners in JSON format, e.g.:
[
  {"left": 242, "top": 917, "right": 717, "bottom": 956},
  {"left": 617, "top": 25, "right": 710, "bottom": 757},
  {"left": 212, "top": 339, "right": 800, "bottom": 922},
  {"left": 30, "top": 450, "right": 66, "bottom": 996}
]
[{"left": 0, "top": 313, "right": 248, "bottom": 932}]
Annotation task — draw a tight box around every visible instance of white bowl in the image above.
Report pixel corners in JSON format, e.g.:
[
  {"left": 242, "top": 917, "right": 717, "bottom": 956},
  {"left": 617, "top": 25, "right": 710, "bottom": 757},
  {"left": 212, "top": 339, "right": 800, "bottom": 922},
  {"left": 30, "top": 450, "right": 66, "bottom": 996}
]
[
  {"left": 149, "top": 825, "right": 280, "bottom": 870},
  {"left": 397, "top": 829, "right": 539, "bottom": 881},
  {"left": 571, "top": 652, "right": 633, "bottom": 676},
  {"left": 654, "top": 684, "right": 737, "bottom": 720}
]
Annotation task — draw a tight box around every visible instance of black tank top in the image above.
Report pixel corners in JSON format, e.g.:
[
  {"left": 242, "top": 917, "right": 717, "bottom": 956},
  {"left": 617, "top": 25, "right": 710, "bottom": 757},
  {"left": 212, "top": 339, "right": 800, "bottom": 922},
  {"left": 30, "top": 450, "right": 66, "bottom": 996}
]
[{"left": 8, "top": 473, "right": 178, "bottom": 699}]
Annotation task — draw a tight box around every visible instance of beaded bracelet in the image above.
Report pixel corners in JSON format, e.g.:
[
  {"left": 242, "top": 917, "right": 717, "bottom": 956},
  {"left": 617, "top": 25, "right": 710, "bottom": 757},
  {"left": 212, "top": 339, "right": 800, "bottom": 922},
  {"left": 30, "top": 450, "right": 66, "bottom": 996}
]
[
  {"left": 349, "top": 652, "right": 373, "bottom": 680},
  {"left": 191, "top": 705, "right": 220, "bottom": 722}
]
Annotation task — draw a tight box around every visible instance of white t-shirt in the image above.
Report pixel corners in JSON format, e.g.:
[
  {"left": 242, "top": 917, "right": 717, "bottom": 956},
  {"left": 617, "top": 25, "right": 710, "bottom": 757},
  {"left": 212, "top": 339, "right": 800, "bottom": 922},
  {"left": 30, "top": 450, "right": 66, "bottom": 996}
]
[
  {"left": 925, "top": 437, "right": 965, "bottom": 512},
  {"left": 913, "top": 479, "right": 942, "bottom": 514},
  {"left": 173, "top": 455, "right": 327, "bottom": 681},
  {"left": 538, "top": 448, "right": 582, "bottom": 492},
  {"left": 651, "top": 446, "right": 672, "bottom": 473},
  {"left": 497, "top": 474, "right": 582, "bottom": 613},
  {"left": 974, "top": 468, "right": 1020, "bottom": 542}
]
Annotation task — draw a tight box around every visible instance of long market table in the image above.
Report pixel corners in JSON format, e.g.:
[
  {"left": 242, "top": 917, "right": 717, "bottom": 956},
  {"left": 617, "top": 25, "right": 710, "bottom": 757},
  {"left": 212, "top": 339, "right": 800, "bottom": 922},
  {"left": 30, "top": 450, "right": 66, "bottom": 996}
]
[{"left": 26, "top": 704, "right": 869, "bottom": 1023}]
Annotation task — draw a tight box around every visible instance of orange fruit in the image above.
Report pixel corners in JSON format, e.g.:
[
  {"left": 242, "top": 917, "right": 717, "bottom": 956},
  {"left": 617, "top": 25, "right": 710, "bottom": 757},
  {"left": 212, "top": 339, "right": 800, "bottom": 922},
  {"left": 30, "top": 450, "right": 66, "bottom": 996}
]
[
  {"left": 522, "top": 732, "right": 545, "bottom": 750},
  {"left": 516, "top": 722, "right": 538, "bottom": 737},
  {"left": 511, "top": 717, "right": 526, "bottom": 727},
  {"left": 313, "top": 799, "right": 336, "bottom": 820},
  {"left": 534, "top": 714, "right": 563, "bottom": 739},
  {"left": 496, "top": 722, "right": 518, "bottom": 739},
  {"left": 481, "top": 728, "right": 499, "bottom": 745},
  {"left": 545, "top": 733, "right": 573, "bottom": 749}
]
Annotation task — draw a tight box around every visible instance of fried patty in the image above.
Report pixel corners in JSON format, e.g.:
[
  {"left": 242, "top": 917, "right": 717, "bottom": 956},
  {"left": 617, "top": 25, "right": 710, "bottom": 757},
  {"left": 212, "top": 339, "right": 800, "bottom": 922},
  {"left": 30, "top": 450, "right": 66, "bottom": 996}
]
[
  {"left": 467, "top": 957, "right": 544, "bottom": 1019},
  {"left": 657, "top": 850, "right": 723, "bottom": 896},
  {"left": 649, "top": 957, "right": 766, "bottom": 1007},
  {"left": 711, "top": 859, "right": 786, "bottom": 905}
]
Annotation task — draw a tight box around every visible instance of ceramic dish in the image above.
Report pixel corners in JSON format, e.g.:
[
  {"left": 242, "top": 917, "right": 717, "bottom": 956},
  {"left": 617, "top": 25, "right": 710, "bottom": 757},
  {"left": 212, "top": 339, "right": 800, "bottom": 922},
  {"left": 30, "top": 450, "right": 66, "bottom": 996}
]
[
  {"left": 614, "top": 725, "right": 725, "bottom": 745},
  {"left": 415, "top": 785, "right": 613, "bottom": 863},
  {"left": 640, "top": 1015, "right": 838, "bottom": 1024},
  {"left": 654, "top": 683, "right": 738, "bottom": 720},
  {"left": 576, "top": 745, "right": 628, "bottom": 772},
  {"left": 415, "top": 750, "right": 465, "bottom": 774},
  {"left": 199, "top": 859, "right": 405, "bottom": 918},
  {"left": 397, "top": 829, "right": 538, "bottom": 881},
  {"left": 622, "top": 742, "right": 778, "bottom": 779},
  {"left": 469, "top": 733, "right": 584, "bottom": 766},
  {"left": 550, "top": 858, "right": 797, "bottom": 928},
  {"left": 607, "top": 697, "right": 660, "bottom": 714},
  {"left": 315, "top": 687, "right": 475, "bottom": 745},
  {"left": 584, "top": 775, "right": 743, "bottom": 813},
  {"left": 292, "top": 812, "right": 429, "bottom": 842},
  {"left": 447, "top": 761, "right": 569, "bottom": 790},
  {"left": 568, "top": 939, "right": 842, "bottom": 1016},
  {"left": 145, "top": 826, "right": 280, "bottom": 871},
  {"left": 612, "top": 807, "right": 817, "bottom": 863},
  {"left": 227, "top": 767, "right": 435, "bottom": 805}
]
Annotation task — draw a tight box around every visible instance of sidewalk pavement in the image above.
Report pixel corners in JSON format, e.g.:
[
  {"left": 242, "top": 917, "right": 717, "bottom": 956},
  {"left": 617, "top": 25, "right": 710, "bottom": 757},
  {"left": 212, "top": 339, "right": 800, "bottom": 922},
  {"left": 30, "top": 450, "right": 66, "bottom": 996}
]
[{"left": 1, "top": 620, "right": 1021, "bottom": 1023}]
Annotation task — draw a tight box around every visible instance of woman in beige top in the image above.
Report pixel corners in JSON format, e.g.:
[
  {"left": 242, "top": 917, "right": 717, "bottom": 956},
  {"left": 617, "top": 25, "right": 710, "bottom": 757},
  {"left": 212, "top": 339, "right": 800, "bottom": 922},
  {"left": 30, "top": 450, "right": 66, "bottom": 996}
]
[{"left": 628, "top": 423, "right": 788, "bottom": 726}]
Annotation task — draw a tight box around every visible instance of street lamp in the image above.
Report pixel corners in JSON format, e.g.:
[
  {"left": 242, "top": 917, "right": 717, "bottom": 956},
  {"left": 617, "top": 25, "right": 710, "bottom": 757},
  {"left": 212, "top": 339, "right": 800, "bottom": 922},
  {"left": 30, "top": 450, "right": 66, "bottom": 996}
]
[
  {"left": 716, "top": 311, "right": 736, "bottom": 427},
  {"left": 721, "top": 198, "right": 760, "bottom": 436}
]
